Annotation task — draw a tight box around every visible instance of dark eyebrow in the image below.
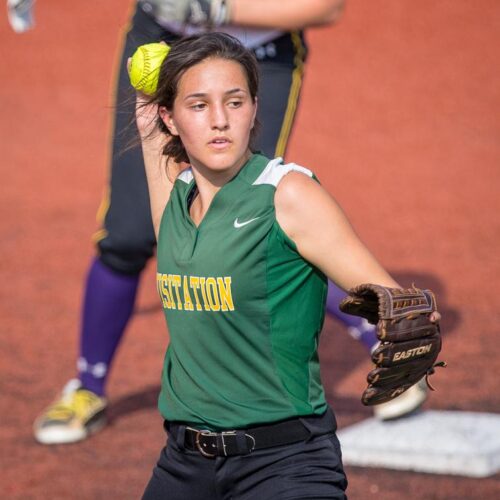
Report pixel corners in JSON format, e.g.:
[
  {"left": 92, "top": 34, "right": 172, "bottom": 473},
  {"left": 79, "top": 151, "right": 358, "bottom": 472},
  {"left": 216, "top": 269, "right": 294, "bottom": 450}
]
[
  {"left": 225, "top": 88, "right": 247, "bottom": 95},
  {"left": 184, "top": 88, "right": 248, "bottom": 100}
]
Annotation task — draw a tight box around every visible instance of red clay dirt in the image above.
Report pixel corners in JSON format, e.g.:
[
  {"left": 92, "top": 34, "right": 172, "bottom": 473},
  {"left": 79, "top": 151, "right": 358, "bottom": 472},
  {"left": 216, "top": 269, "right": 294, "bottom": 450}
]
[{"left": 1, "top": 0, "right": 499, "bottom": 498}]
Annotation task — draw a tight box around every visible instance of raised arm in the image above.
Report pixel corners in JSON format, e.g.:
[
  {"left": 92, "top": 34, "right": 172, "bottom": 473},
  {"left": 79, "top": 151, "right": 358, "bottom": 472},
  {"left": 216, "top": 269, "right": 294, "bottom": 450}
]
[
  {"left": 275, "top": 172, "right": 400, "bottom": 291},
  {"left": 147, "top": 0, "right": 346, "bottom": 31},
  {"left": 135, "top": 95, "right": 182, "bottom": 239},
  {"left": 230, "top": 0, "right": 346, "bottom": 30}
]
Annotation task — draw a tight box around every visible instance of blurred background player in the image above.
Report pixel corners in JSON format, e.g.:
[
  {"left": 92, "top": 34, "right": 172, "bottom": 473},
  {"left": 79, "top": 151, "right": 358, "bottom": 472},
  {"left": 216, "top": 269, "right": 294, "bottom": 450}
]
[
  {"left": 32, "top": 0, "right": 426, "bottom": 444},
  {"left": 6, "top": 0, "right": 35, "bottom": 33}
]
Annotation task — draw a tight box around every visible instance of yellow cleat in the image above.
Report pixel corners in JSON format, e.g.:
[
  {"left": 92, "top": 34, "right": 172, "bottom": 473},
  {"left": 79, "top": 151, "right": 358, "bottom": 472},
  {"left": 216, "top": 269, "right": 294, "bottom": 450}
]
[{"left": 33, "top": 379, "right": 107, "bottom": 444}]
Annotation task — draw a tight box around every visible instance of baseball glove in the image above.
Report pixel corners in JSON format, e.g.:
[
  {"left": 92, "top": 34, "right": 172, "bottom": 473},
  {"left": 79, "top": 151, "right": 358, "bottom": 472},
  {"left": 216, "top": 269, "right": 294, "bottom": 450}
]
[{"left": 339, "top": 284, "right": 446, "bottom": 406}]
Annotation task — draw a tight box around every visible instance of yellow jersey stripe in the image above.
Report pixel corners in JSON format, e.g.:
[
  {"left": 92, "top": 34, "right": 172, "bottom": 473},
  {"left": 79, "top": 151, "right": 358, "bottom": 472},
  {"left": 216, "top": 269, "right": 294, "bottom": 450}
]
[{"left": 274, "top": 31, "right": 306, "bottom": 158}]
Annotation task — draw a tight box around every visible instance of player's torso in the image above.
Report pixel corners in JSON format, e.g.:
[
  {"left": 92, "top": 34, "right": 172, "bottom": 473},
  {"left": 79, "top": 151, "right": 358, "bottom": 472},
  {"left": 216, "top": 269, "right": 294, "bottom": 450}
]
[
  {"left": 156, "top": 154, "right": 328, "bottom": 429},
  {"left": 157, "top": 155, "right": 275, "bottom": 318}
]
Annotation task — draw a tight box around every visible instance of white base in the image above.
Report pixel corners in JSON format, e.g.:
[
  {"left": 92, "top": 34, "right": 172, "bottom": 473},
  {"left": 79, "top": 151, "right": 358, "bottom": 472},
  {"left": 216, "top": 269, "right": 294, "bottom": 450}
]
[{"left": 337, "top": 410, "right": 500, "bottom": 477}]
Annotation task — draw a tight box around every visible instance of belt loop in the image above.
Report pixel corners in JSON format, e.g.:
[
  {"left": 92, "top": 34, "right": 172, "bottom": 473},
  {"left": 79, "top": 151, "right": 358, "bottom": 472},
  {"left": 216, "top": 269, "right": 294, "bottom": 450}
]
[
  {"left": 167, "top": 423, "right": 187, "bottom": 451},
  {"left": 235, "top": 430, "right": 249, "bottom": 454},
  {"left": 299, "top": 407, "right": 337, "bottom": 442},
  {"left": 176, "top": 425, "right": 187, "bottom": 451}
]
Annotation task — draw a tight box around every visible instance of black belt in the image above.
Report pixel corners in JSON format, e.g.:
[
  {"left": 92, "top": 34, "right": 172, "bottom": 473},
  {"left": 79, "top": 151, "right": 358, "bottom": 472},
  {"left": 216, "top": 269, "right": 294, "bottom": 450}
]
[{"left": 174, "top": 418, "right": 313, "bottom": 458}]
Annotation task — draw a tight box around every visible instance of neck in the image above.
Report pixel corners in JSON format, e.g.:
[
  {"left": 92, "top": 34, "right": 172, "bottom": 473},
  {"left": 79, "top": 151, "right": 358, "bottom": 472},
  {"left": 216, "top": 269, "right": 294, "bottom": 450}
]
[{"left": 189, "top": 150, "right": 252, "bottom": 223}]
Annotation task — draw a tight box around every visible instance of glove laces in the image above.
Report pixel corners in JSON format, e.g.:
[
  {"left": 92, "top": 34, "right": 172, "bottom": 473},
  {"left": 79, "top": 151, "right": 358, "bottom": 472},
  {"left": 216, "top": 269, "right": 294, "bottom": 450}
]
[{"left": 425, "top": 361, "right": 447, "bottom": 391}]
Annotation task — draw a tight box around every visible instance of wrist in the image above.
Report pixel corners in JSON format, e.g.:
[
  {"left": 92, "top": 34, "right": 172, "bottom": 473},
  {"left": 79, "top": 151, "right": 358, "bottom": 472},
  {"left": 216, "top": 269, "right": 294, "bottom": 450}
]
[{"left": 186, "top": 0, "right": 232, "bottom": 27}]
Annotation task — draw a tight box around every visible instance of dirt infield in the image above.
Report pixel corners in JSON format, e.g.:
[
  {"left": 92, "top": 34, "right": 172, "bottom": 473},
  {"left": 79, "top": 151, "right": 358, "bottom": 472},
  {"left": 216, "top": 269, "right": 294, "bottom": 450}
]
[{"left": 1, "top": 0, "right": 499, "bottom": 498}]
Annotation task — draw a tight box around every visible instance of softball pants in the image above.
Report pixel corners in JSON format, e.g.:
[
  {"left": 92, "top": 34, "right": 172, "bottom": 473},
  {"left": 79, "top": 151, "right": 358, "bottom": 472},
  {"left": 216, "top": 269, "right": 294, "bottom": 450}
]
[{"left": 143, "top": 411, "right": 347, "bottom": 500}]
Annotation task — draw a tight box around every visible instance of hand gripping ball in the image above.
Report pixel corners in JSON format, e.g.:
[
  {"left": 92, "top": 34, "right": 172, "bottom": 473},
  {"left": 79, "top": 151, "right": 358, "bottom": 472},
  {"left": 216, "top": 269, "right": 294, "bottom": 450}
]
[{"left": 128, "top": 43, "right": 170, "bottom": 96}]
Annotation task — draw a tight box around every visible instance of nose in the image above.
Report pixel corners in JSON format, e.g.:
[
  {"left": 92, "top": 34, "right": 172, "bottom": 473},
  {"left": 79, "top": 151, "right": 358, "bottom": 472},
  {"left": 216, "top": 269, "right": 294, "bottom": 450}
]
[{"left": 210, "top": 102, "right": 229, "bottom": 131}]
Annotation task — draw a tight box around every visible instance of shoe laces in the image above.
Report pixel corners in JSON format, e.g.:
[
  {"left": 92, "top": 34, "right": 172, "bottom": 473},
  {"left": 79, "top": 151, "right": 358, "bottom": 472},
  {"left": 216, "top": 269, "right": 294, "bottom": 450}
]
[{"left": 45, "top": 382, "right": 104, "bottom": 420}]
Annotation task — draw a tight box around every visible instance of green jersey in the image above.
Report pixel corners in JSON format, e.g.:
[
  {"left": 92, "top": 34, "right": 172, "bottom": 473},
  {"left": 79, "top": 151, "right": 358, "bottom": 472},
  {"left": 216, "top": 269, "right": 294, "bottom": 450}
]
[{"left": 156, "top": 154, "right": 328, "bottom": 429}]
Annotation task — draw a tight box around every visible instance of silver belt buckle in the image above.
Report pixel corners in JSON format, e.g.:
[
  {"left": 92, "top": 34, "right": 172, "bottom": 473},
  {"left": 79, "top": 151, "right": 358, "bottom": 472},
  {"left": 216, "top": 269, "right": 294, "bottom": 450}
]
[
  {"left": 187, "top": 427, "right": 256, "bottom": 457},
  {"left": 187, "top": 427, "right": 217, "bottom": 458}
]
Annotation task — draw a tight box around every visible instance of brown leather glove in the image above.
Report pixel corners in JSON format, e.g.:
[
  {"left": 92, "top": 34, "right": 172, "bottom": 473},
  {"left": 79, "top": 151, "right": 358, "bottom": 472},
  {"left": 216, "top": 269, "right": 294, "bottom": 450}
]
[{"left": 339, "top": 284, "right": 446, "bottom": 406}]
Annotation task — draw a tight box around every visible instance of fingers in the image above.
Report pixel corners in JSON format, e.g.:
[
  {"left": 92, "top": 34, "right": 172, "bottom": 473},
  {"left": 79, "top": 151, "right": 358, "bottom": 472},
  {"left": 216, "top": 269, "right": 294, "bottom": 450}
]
[
  {"left": 430, "top": 311, "right": 441, "bottom": 323},
  {"left": 135, "top": 90, "right": 151, "bottom": 106}
]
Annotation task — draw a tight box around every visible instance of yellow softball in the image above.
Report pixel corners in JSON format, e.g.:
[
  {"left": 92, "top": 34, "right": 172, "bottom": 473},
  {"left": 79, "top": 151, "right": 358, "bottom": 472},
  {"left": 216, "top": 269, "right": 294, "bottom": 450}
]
[{"left": 128, "top": 43, "right": 171, "bottom": 96}]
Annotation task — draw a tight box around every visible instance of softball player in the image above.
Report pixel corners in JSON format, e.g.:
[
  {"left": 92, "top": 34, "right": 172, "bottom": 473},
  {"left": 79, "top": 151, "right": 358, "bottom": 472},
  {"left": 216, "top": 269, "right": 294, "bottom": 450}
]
[
  {"left": 33, "top": 0, "right": 424, "bottom": 445},
  {"left": 133, "top": 31, "right": 408, "bottom": 499}
]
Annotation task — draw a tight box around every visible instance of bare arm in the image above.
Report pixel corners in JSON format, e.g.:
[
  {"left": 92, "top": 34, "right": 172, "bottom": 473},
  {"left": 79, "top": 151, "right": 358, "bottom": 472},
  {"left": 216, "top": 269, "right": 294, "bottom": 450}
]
[
  {"left": 135, "top": 95, "right": 182, "bottom": 239},
  {"left": 275, "top": 172, "right": 399, "bottom": 291},
  {"left": 231, "top": 0, "right": 346, "bottom": 30},
  {"left": 151, "top": 0, "right": 345, "bottom": 30}
]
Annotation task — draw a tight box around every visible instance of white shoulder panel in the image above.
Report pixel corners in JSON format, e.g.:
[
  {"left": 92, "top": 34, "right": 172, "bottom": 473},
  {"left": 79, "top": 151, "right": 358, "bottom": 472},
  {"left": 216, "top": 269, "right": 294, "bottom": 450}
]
[
  {"left": 252, "top": 158, "right": 313, "bottom": 187},
  {"left": 177, "top": 168, "right": 194, "bottom": 184}
]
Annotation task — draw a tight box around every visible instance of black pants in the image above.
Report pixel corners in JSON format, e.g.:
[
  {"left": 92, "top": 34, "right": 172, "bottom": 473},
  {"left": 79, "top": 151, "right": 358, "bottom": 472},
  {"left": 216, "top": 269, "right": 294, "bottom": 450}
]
[
  {"left": 97, "top": 3, "right": 307, "bottom": 274},
  {"left": 143, "top": 412, "right": 348, "bottom": 500}
]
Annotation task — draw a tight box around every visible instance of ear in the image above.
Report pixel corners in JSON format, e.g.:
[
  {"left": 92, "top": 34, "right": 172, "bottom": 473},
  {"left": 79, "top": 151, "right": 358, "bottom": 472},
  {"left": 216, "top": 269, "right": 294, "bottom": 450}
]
[
  {"left": 251, "top": 97, "right": 258, "bottom": 129},
  {"left": 159, "top": 106, "right": 179, "bottom": 136}
]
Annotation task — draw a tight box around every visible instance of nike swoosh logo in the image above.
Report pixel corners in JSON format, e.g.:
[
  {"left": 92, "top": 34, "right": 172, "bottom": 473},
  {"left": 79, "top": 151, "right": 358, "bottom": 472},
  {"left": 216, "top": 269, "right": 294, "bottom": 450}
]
[{"left": 234, "top": 217, "right": 260, "bottom": 229}]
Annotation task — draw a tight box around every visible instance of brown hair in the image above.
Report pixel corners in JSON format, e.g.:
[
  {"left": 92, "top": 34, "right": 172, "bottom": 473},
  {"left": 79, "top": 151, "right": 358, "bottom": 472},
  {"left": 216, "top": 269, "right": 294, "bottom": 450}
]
[{"left": 144, "top": 32, "right": 260, "bottom": 164}]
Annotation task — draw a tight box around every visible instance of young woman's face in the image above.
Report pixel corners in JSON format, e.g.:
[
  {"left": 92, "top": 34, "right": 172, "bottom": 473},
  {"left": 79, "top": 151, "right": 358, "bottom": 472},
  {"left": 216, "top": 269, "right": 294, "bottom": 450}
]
[{"left": 161, "top": 57, "right": 257, "bottom": 175}]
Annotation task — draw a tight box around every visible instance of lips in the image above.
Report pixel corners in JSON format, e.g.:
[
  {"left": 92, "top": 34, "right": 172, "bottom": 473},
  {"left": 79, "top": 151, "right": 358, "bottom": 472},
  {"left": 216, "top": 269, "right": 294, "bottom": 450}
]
[{"left": 209, "top": 136, "right": 232, "bottom": 149}]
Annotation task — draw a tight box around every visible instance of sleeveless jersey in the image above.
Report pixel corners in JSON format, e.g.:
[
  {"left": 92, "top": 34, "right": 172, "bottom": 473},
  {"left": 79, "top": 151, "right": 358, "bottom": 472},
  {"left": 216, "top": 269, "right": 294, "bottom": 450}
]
[{"left": 156, "top": 154, "right": 328, "bottom": 430}]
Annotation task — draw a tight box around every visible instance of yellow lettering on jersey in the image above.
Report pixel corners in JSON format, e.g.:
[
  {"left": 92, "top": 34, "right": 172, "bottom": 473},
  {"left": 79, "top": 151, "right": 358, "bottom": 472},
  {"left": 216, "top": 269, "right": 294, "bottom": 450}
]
[
  {"left": 156, "top": 273, "right": 174, "bottom": 309},
  {"left": 156, "top": 273, "right": 234, "bottom": 313},
  {"left": 156, "top": 273, "right": 166, "bottom": 308},
  {"left": 189, "top": 276, "right": 203, "bottom": 311},
  {"left": 166, "top": 273, "right": 176, "bottom": 310},
  {"left": 205, "top": 277, "right": 220, "bottom": 311},
  {"left": 162, "top": 274, "right": 175, "bottom": 309},
  {"left": 160, "top": 274, "right": 172, "bottom": 309},
  {"left": 170, "top": 274, "right": 183, "bottom": 310},
  {"left": 217, "top": 277, "right": 234, "bottom": 311},
  {"left": 199, "top": 277, "right": 211, "bottom": 311},
  {"left": 183, "top": 275, "right": 194, "bottom": 311}
]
